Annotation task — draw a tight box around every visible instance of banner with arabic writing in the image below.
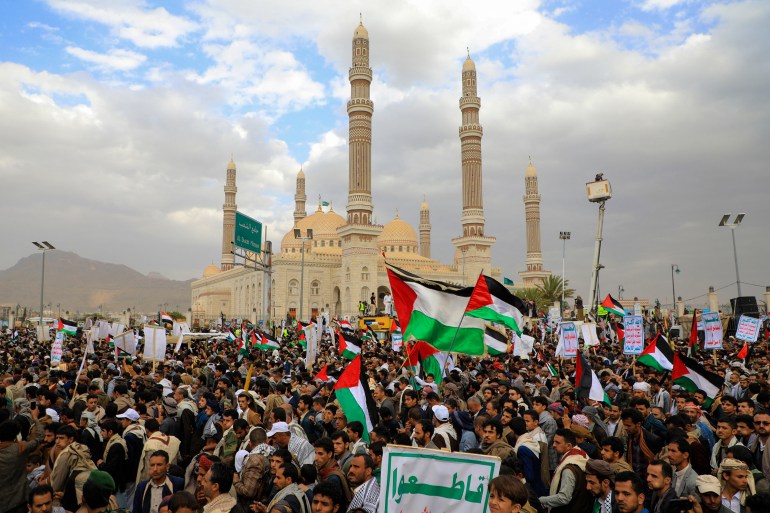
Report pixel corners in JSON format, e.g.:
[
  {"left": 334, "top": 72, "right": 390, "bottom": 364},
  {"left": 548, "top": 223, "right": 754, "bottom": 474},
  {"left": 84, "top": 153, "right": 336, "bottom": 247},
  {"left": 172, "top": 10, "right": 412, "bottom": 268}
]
[
  {"left": 380, "top": 445, "right": 500, "bottom": 513},
  {"left": 702, "top": 311, "right": 723, "bottom": 349}
]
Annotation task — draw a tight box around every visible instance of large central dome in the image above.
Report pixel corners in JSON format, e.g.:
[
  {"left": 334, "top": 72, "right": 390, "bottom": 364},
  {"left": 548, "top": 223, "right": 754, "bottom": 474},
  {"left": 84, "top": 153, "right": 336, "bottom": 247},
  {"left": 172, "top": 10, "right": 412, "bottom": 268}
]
[
  {"left": 281, "top": 208, "right": 346, "bottom": 254},
  {"left": 378, "top": 214, "right": 418, "bottom": 255}
]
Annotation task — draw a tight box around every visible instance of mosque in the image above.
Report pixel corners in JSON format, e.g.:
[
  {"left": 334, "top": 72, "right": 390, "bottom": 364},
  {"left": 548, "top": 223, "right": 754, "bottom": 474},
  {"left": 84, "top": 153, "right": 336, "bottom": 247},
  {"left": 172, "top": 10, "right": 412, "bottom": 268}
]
[{"left": 190, "top": 20, "right": 550, "bottom": 324}]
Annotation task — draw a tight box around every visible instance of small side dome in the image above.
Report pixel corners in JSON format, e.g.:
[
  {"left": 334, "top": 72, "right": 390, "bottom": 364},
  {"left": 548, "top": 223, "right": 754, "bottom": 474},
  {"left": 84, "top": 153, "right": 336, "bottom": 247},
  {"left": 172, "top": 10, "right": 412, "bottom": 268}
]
[
  {"left": 203, "top": 264, "right": 221, "bottom": 278},
  {"left": 354, "top": 21, "right": 369, "bottom": 39}
]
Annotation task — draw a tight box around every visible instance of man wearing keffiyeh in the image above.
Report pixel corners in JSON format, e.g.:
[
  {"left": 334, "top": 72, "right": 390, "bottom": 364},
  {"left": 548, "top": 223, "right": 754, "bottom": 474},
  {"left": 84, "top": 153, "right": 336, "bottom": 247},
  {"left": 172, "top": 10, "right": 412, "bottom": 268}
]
[
  {"left": 718, "top": 458, "right": 754, "bottom": 512},
  {"left": 585, "top": 459, "right": 617, "bottom": 513}
]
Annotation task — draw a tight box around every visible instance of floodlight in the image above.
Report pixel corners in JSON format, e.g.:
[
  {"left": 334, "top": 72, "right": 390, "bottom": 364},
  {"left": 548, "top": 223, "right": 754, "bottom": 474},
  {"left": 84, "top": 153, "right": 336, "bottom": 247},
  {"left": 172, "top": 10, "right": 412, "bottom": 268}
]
[{"left": 718, "top": 214, "right": 731, "bottom": 227}]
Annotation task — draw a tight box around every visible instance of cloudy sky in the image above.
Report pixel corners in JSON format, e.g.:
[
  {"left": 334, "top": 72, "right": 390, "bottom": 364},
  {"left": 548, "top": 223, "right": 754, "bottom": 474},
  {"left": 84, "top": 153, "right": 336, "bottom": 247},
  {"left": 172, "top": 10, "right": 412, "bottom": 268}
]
[{"left": 1, "top": 0, "right": 768, "bottom": 310}]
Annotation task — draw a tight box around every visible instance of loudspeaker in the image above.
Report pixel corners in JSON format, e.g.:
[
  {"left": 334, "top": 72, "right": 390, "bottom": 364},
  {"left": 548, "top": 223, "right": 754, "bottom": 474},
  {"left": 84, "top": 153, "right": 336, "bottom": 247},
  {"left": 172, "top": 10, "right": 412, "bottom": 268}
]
[{"left": 731, "top": 296, "right": 760, "bottom": 318}]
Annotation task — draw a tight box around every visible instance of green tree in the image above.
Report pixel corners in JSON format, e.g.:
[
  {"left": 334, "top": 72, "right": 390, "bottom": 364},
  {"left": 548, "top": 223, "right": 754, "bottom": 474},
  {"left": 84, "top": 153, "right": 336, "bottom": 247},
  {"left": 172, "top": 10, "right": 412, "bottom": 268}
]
[
  {"left": 535, "top": 275, "right": 575, "bottom": 305},
  {"left": 517, "top": 287, "right": 546, "bottom": 308}
]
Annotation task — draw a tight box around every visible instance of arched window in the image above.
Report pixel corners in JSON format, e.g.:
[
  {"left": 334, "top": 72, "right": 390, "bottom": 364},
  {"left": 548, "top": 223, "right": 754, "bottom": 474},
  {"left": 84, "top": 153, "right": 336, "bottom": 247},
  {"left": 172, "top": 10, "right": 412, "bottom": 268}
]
[
  {"left": 361, "top": 266, "right": 369, "bottom": 281},
  {"left": 321, "top": 240, "right": 326, "bottom": 247},
  {"left": 288, "top": 279, "right": 299, "bottom": 296},
  {"left": 346, "top": 267, "right": 351, "bottom": 281},
  {"left": 311, "top": 280, "right": 320, "bottom": 295},
  {"left": 361, "top": 286, "right": 370, "bottom": 302}
]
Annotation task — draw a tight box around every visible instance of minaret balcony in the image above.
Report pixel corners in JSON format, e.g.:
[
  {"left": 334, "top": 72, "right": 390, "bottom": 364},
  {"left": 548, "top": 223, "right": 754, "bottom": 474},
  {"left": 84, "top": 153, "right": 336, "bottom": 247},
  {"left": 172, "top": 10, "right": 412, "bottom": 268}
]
[
  {"left": 347, "top": 98, "right": 374, "bottom": 114},
  {"left": 459, "top": 96, "right": 481, "bottom": 108},
  {"left": 349, "top": 66, "right": 373, "bottom": 81},
  {"left": 458, "top": 125, "right": 483, "bottom": 136}
]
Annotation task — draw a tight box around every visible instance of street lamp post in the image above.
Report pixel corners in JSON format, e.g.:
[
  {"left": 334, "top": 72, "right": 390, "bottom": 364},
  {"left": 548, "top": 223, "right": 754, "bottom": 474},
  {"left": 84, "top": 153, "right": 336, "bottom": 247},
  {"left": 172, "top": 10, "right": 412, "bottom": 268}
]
[
  {"left": 559, "top": 231, "right": 571, "bottom": 316},
  {"left": 294, "top": 229, "right": 314, "bottom": 321},
  {"left": 718, "top": 213, "right": 746, "bottom": 297},
  {"left": 586, "top": 175, "right": 612, "bottom": 315},
  {"left": 32, "top": 241, "right": 55, "bottom": 337},
  {"left": 671, "top": 264, "right": 680, "bottom": 323}
]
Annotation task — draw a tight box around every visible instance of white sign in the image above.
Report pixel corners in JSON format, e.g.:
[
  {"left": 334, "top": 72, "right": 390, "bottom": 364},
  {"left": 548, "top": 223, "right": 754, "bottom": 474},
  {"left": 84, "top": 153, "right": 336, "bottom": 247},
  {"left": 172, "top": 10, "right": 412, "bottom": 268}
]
[
  {"left": 702, "top": 311, "right": 723, "bottom": 349},
  {"left": 143, "top": 326, "right": 167, "bottom": 361},
  {"left": 380, "top": 446, "right": 500, "bottom": 513},
  {"left": 98, "top": 320, "right": 110, "bottom": 340},
  {"left": 392, "top": 330, "right": 403, "bottom": 352},
  {"left": 109, "top": 323, "right": 125, "bottom": 337},
  {"left": 634, "top": 303, "right": 643, "bottom": 317},
  {"left": 513, "top": 334, "right": 535, "bottom": 359},
  {"left": 51, "top": 332, "right": 64, "bottom": 365},
  {"left": 581, "top": 323, "right": 600, "bottom": 347},
  {"left": 736, "top": 315, "right": 762, "bottom": 343},
  {"left": 623, "top": 315, "right": 644, "bottom": 355},
  {"left": 558, "top": 322, "right": 578, "bottom": 357},
  {"left": 114, "top": 330, "right": 137, "bottom": 356}
]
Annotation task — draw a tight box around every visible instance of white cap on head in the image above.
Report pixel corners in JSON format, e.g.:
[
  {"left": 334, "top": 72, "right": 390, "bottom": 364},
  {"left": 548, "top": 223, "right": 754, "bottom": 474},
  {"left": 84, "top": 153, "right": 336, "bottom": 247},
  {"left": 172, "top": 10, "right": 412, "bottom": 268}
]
[
  {"left": 116, "top": 408, "right": 140, "bottom": 421},
  {"left": 266, "top": 421, "right": 290, "bottom": 437},
  {"left": 432, "top": 405, "right": 449, "bottom": 422}
]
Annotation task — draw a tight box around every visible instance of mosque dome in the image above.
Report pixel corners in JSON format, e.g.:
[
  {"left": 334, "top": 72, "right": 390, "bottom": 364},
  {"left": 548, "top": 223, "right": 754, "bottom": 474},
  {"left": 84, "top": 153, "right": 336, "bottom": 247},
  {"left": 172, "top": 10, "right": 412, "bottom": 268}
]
[
  {"left": 203, "top": 264, "right": 222, "bottom": 278},
  {"left": 378, "top": 214, "right": 419, "bottom": 254},
  {"left": 525, "top": 162, "right": 537, "bottom": 177},
  {"left": 281, "top": 208, "right": 346, "bottom": 254},
  {"left": 463, "top": 55, "right": 476, "bottom": 72},
  {"left": 353, "top": 22, "right": 369, "bottom": 39}
]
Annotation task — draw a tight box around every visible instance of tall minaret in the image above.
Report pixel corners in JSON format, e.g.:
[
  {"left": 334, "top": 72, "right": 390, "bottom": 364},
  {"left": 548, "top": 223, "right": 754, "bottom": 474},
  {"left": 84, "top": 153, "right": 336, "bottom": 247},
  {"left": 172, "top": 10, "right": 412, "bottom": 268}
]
[
  {"left": 338, "top": 18, "right": 382, "bottom": 315},
  {"left": 345, "top": 19, "right": 374, "bottom": 225},
  {"left": 419, "top": 196, "right": 431, "bottom": 258},
  {"left": 221, "top": 158, "right": 237, "bottom": 271},
  {"left": 452, "top": 52, "right": 495, "bottom": 284},
  {"left": 294, "top": 168, "right": 307, "bottom": 224},
  {"left": 519, "top": 161, "right": 551, "bottom": 285}
]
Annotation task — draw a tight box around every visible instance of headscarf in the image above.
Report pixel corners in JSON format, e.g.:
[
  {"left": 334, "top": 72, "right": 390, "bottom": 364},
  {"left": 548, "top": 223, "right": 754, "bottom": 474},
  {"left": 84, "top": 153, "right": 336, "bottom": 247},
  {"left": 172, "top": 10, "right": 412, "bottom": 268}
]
[
  {"left": 81, "top": 411, "right": 102, "bottom": 441},
  {"left": 718, "top": 458, "right": 755, "bottom": 505}
]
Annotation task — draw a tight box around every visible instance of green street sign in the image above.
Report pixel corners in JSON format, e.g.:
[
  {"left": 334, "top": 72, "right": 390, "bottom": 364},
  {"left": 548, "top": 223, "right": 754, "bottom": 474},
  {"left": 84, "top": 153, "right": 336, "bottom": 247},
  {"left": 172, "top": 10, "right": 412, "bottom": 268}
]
[{"left": 234, "top": 211, "right": 262, "bottom": 253}]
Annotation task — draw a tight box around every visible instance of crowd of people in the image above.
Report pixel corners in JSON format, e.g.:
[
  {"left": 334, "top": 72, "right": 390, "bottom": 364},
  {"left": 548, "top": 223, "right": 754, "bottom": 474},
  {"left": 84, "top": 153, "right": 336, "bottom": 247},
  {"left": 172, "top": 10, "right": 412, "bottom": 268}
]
[{"left": 2, "top": 314, "right": 770, "bottom": 513}]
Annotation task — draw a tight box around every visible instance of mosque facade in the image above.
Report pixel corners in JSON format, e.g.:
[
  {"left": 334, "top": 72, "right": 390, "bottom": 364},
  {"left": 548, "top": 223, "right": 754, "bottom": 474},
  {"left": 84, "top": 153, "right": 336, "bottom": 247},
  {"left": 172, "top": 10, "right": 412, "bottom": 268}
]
[{"left": 190, "top": 21, "right": 549, "bottom": 324}]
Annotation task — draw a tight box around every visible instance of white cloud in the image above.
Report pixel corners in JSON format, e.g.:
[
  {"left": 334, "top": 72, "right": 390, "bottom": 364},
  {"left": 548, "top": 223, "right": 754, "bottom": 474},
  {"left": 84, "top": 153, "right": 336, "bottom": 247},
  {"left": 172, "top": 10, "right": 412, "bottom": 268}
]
[
  {"left": 46, "top": 0, "right": 197, "bottom": 48},
  {"left": 66, "top": 46, "right": 147, "bottom": 71},
  {"left": 639, "top": 0, "right": 689, "bottom": 11}
]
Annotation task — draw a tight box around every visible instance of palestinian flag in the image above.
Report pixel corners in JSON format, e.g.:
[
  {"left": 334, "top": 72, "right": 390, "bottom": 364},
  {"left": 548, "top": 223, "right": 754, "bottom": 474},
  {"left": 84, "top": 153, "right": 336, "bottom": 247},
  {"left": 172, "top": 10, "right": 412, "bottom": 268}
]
[
  {"left": 253, "top": 331, "right": 280, "bottom": 351},
  {"left": 738, "top": 342, "right": 748, "bottom": 360},
  {"left": 535, "top": 350, "right": 559, "bottom": 377},
  {"left": 484, "top": 326, "right": 510, "bottom": 355},
  {"left": 575, "top": 352, "right": 610, "bottom": 404},
  {"left": 161, "top": 312, "right": 174, "bottom": 324},
  {"left": 614, "top": 321, "right": 625, "bottom": 345},
  {"left": 465, "top": 274, "right": 527, "bottom": 335},
  {"left": 601, "top": 294, "right": 625, "bottom": 317},
  {"left": 237, "top": 338, "right": 248, "bottom": 359},
  {"left": 672, "top": 352, "right": 722, "bottom": 407},
  {"left": 314, "top": 365, "right": 330, "bottom": 382},
  {"left": 334, "top": 355, "right": 379, "bottom": 442},
  {"left": 405, "top": 340, "right": 453, "bottom": 385},
  {"left": 637, "top": 333, "right": 674, "bottom": 372},
  {"left": 386, "top": 262, "right": 485, "bottom": 355},
  {"left": 226, "top": 330, "right": 237, "bottom": 342},
  {"left": 337, "top": 329, "right": 362, "bottom": 360},
  {"left": 58, "top": 318, "right": 77, "bottom": 335},
  {"left": 689, "top": 309, "right": 699, "bottom": 350}
]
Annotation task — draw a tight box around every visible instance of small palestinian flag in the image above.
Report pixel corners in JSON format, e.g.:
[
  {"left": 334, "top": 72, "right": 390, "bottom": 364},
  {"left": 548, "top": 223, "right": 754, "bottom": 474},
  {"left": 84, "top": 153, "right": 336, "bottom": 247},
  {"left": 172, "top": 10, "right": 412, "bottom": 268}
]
[
  {"left": 465, "top": 274, "right": 527, "bottom": 335},
  {"left": 334, "top": 355, "right": 379, "bottom": 442},
  {"left": 405, "top": 340, "right": 453, "bottom": 385},
  {"left": 689, "top": 309, "right": 699, "bottom": 350},
  {"left": 58, "top": 318, "right": 77, "bottom": 335},
  {"left": 337, "top": 319, "right": 355, "bottom": 333},
  {"left": 614, "top": 321, "right": 625, "bottom": 345},
  {"left": 575, "top": 352, "right": 610, "bottom": 404},
  {"left": 601, "top": 294, "right": 625, "bottom": 317},
  {"left": 237, "top": 338, "right": 248, "bottom": 359},
  {"left": 637, "top": 333, "right": 674, "bottom": 372},
  {"left": 161, "top": 312, "right": 174, "bottom": 324},
  {"left": 226, "top": 330, "right": 237, "bottom": 342},
  {"left": 314, "top": 364, "right": 330, "bottom": 382},
  {"left": 673, "top": 352, "right": 722, "bottom": 407},
  {"left": 484, "top": 326, "right": 510, "bottom": 355},
  {"left": 337, "top": 329, "right": 362, "bottom": 360},
  {"left": 738, "top": 342, "right": 749, "bottom": 360},
  {"left": 255, "top": 331, "right": 280, "bottom": 351}
]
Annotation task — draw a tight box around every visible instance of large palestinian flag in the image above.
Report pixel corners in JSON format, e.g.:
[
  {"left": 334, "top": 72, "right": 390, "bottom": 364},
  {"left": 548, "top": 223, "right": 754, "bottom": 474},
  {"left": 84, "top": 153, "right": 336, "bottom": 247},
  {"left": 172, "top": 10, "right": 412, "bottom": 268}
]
[
  {"left": 58, "top": 318, "right": 77, "bottom": 335},
  {"left": 405, "top": 340, "right": 453, "bottom": 384},
  {"left": 465, "top": 275, "right": 527, "bottom": 335},
  {"left": 334, "top": 355, "right": 379, "bottom": 442},
  {"left": 484, "top": 326, "right": 510, "bottom": 356},
  {"left": 386, "top": 262, "right": 485, "bottom": 355},
  {"left": 637, "top": 333, "right": 674, "bottom": 372},
  {"left": 672, "top": 352, "right": 722, "bottom": 407},
  {"left": 601, "top": 294, "right": 625, "bottom": 317},
  {"left": 575, "top": 352, "right": 610, "bottom": 404}
]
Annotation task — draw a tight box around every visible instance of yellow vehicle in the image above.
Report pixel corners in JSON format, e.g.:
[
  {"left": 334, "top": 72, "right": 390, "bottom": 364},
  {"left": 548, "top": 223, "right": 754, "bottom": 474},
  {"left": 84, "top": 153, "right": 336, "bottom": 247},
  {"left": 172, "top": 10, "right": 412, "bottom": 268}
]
[{"left": 358, "top": 316, "right": 395, "bottom": 342}]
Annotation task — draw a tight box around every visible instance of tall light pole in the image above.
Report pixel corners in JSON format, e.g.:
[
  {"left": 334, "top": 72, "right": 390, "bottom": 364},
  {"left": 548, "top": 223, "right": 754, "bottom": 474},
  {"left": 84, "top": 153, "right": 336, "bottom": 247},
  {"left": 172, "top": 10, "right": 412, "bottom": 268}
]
[
  {"left": 294, "top": 228, "right": 313, "bottom": 321},
  {"left": 671, "top": 264, "right": 680, "bottom": 323},
  {"left": 32, "top": 241, "right": 55, "bottom": 337},
  {"left": 586, "top": 175, "right": 612, "bottom": 315},
  {"left": 559, "top": 231, "right": 571, "bottom": 316},
  {"left": 718, "top": 213, "right": 746, "bottom": 297}
]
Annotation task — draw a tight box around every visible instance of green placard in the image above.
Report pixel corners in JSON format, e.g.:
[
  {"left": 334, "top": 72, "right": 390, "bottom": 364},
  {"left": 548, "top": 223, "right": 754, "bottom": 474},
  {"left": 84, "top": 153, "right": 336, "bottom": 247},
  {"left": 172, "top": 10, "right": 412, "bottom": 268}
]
[{"left": 234, "top": 211, "right": 262, "bottom": 253}]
